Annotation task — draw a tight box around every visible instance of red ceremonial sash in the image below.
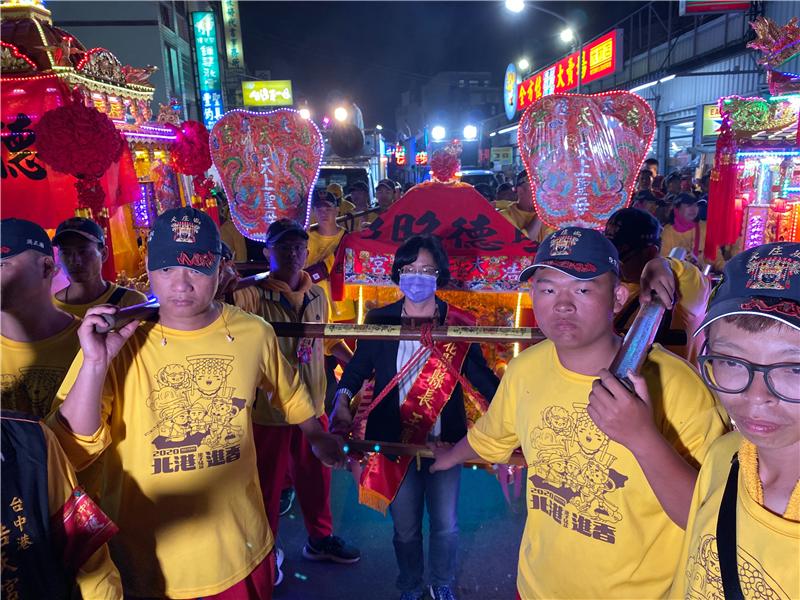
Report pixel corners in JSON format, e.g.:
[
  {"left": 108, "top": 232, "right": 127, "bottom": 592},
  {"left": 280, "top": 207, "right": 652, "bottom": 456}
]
[
  {"left": 51, "top": 488, "right": 119, "bottom": 574},
  {"left": 358, "top": 305, "right": 486, "bottom": 514}
]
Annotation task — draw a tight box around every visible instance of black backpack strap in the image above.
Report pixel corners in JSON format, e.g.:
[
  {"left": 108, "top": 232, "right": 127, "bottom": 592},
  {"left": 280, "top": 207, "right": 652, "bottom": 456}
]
[
  {"left": 716, "top": 453, "right": 745, "bottom": 600},
  {"left": 107, "top": 286, "right": 128, "bottom": 306}
]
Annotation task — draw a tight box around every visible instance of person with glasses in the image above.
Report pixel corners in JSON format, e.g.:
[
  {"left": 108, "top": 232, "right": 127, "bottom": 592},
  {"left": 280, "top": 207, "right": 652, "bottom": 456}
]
[
  {"left": 671, "top": 242, "right": 800, "bottom": 600},
  {"left": 331, "top": 234, "right": 499, "bottom": 600}
]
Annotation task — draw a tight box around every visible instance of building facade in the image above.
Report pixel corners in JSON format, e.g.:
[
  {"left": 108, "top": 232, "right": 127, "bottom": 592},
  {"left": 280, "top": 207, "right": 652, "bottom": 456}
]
[
  {"left": 50, "top": 0, "right": 248, "bottom": 123},
  {"left": 487, "top": 0, "right": 800, "bottom": 177}
]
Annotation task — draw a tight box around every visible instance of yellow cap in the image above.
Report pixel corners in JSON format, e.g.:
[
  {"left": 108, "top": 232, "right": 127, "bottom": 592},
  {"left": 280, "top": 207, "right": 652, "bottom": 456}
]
[{"left": 326, "top": 183, "right": 344, "bottom": 199}]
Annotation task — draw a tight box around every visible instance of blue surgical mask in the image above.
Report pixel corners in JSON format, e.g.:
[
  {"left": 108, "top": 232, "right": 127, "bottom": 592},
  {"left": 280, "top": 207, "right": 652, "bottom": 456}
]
[{"left": 399, "top": 273, "right": 437, "bottom": 303}]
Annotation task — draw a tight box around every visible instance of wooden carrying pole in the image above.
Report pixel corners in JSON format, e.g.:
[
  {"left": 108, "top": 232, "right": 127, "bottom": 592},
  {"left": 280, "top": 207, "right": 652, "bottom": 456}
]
[{"left": 343, "top": 439, "right": 527, "bottom": 467}]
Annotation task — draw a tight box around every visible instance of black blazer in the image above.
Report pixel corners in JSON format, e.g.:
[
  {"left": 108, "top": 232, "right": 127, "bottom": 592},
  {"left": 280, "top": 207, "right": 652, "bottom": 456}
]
[{"left": 337, "top": 297, "right": 499, "bottom": 444}]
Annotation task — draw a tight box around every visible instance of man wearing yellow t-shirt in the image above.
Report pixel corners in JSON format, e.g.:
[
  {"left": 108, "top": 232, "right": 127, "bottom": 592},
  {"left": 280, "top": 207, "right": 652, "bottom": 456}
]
[
  {"left": 432, "top": 228, "right": 727, "bottom": 599},
  {"left": 307, "top": 191, "right": 358, "bottom": 413},
  {"left": 52, "top": 217, "right": 146, "bottom": 318},
  {"left": 235, "top": 219, "right": 358, "bottom": 580},
  {"left": 307, "top": 191, "right": 356, "bottom": 323},
  {"left": 605, "top": 208, "right": 710, "bottom": 363},
  {"left": 671, "top": 242, "right": 800, "bottom": 600},
  {"left": 47, "top": 207, "right": 345, "bottom": 599},
  {"left": 1, "top": 219, "right": 81, "bottom": 418},
  {"left": 496, "top": 170, "right": 554, "bottom": 243}
]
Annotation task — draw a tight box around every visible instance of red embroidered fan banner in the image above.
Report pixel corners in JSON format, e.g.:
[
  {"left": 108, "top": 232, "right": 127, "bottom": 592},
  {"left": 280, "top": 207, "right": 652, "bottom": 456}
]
[{"left": 331, "top": 182, "right": 537, "bottom": 298}]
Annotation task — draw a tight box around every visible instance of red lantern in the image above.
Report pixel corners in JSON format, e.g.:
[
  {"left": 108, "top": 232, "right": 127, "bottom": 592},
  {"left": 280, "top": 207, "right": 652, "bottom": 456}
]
[{"left": 35, "top": 88, "right": 124, "bottom": 214}]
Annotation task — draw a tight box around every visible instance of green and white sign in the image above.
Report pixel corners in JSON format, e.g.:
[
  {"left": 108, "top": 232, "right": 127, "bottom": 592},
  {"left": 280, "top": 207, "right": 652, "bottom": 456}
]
[
  {"left": 192, "top": 12, "right": 224, "bottom": 129},
  {"left": 242, "top": 80, "right": 294, "bottom": 107}
]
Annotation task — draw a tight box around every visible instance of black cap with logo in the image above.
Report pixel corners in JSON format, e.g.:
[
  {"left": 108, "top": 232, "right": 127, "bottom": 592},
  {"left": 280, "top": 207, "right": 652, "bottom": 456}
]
[
  {"left": 519, "top": 227, "right": 621, "bottom": 282},
  {"left": 605, "top": 208, "right": 663, "bottom": 255},
  {"left": 313, "top": 189, "right": 340, "bottom": 207},
  {"left": 376, "top": 178, "right": 395, "bottom": 192},
  {"left": 1, "top": 218, "right": 53, "bottom": 258},
  {"left": 147, "top": 207, "right": 222, "bottom": 276},
  {"left": 695, "top": 242, "right": 800, "bottom": 334},
  {"left": 53, "top": 217, "right": 105, "bottom": 246},
  {"left": 265, "top": 218, "right": 309, "bottom": 247}
]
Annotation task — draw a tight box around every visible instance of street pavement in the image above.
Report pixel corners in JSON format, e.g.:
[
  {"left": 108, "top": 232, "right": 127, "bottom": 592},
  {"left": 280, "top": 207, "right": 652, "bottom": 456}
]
[{"left": 272, "top": 466, "right": 527, "bottom": 600}]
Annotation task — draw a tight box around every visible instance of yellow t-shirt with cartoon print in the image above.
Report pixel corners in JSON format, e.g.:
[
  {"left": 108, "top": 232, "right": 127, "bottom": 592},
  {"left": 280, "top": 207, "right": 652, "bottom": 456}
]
[
  {"left": 467, "top": 340, "right": 727, "bottom": 599},
  {"left": 670, "top": 432, "right": 799, "bottom": 600},
  {"left": 1, "top": 317, "right": 81, "bottom": 417},
  {"left": 46, "top": 304, "right": 315, "bottom": 599}
]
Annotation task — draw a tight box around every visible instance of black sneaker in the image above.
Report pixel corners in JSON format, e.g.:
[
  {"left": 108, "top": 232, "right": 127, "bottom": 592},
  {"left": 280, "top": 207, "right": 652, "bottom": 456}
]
[
  {"left": 429, "top": 585, "right": 456, "bottom": 600},
  {"left": 279, "top": 488, "right": 295, "bottom": 516},
  {"left": 302, "top": 534, "right": 361, "bottom": 564}
]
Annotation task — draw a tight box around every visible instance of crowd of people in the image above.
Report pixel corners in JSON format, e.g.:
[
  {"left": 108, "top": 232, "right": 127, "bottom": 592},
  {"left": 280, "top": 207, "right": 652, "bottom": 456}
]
[{"left": 1, "top": 163, "right": 798, "bottom": 600}]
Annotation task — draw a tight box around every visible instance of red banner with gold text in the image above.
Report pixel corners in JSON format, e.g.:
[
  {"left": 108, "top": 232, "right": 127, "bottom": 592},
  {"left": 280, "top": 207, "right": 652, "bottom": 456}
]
[{"left": 331, "top": 182, "right": 537, "bottom": 299}]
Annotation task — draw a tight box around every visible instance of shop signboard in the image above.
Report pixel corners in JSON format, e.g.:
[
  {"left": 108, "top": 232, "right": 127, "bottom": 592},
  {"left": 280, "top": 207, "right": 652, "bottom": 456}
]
[
  {"left": 192, "top": 12, "right": 224, "bottom": 130},
  {"left": 504, "top": 63, "right": 518, "bottom": 121},
  {"left": 517, "top": 29, "right": 621, "bottom": 112},
  {"left": 679, "top": 0, "right": 750, "bottom": 16},
  {"left": 702, "top": 103, "right": 723, "bottom": 138},
  {"left": 221, "top": 0, "right": 245, "bottom": 71},
  {"left": 490, "top": 146, "right": 513, "bottom": 165},
  {"left": 241, "top": 80, "right": 294, "bottom": 107}
]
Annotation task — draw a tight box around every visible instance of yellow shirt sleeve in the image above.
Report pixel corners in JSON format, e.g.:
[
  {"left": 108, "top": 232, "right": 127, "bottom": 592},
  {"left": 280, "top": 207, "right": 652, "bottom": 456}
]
[
  {"left": 46, "top": 351, "right": 114, "bottom": 471},
  {"left": 667, "top": 258, "right": 711, "bottom": 362},
  {"left": 258, "top": 322, "right": 316, "bottom": 425},
  {"left": 466, "top": 367, "right": 520, "bottom": 463},
  {"left": 42, "top": 423, "right": 122, "bottom": 599},
  {"left": 232, "top": 286, "right": 262, "bottom": 315},
  {"left": 645, "top": 347, "right": 728, "bottom": 468},
  {"left": 220, "top": 220, "right": 248, "bottom": 263}
]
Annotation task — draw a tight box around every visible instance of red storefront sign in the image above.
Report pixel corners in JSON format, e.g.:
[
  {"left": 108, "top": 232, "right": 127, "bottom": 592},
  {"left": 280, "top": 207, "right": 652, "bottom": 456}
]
[
  {"left": 517, "top": 29, "right": 621, "bottom": 112},
  {"left": 679, "top": 0, "right": 750, "bottom": 15}
]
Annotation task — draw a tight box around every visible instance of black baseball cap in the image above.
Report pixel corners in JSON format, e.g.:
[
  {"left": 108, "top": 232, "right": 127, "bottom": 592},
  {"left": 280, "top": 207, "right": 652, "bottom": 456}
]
[
  {"left": 605, "top": 208, "right": 663, "bottom": 255},
  {"left": 519, "top": 227, "right": 620, "bottom": 282},
  {"left": 53, "top": 217, "right": 105, "bottom": 246},
  {"left": 695, "top": 242, "right": 800, "bottom": 335},
  {"left": 1, "top": 218, "right": 53, "bottom": 258},
  {"left": 313, "top": 189, "right": 340, "bottom": 207},
  {"left": 265, "top": 218, "right": 309, "bottom": 247},
  {"left": 147, "top": 207, "right": 221, "bottom": 276},
  {"left": 349, "top": 181, "right": 369, "bottom": 193},
  {"left": 515, "top": 170, "right": 529, "bottom": 186},
  {"left": 376, "top": 179, "right": 395, "bottom": 192},
  {"left": 674, "top": 193, "right": 698, "bottom": 207}
]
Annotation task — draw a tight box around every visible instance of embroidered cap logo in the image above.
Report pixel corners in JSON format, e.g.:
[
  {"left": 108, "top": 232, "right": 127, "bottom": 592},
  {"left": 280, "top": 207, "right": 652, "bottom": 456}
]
[
  {"left": 171, "top": 216, "right": 202, "bottom": 243},
  {"left": 745, "top": 249, "right": 800, "bottom": 291},
  {"left": 549, "top": 230, "right": 581, "bottom": 257}
]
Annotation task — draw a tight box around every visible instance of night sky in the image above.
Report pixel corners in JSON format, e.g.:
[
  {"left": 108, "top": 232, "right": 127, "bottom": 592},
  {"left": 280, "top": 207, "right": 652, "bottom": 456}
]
[{"left": 239, "top": 1, "right": 654, "bottom": 132}]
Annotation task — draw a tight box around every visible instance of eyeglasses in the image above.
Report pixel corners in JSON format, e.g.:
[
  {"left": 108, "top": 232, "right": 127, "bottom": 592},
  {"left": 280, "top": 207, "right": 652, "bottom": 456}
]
[
  {"left": 399, "top": 265, "right": 438, "bottom": 276},
  {"left": 697, "top": 351, "right": 800, "bottom": 403}
]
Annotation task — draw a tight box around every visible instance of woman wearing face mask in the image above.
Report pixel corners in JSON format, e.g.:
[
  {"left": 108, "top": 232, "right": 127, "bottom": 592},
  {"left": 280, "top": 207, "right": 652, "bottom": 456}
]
[
  {"left": 331, "top": 234, "right": 499, "bottom": 600},
  {"left": 660, "top": 193, "right": 726, "bottom": 272}
]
